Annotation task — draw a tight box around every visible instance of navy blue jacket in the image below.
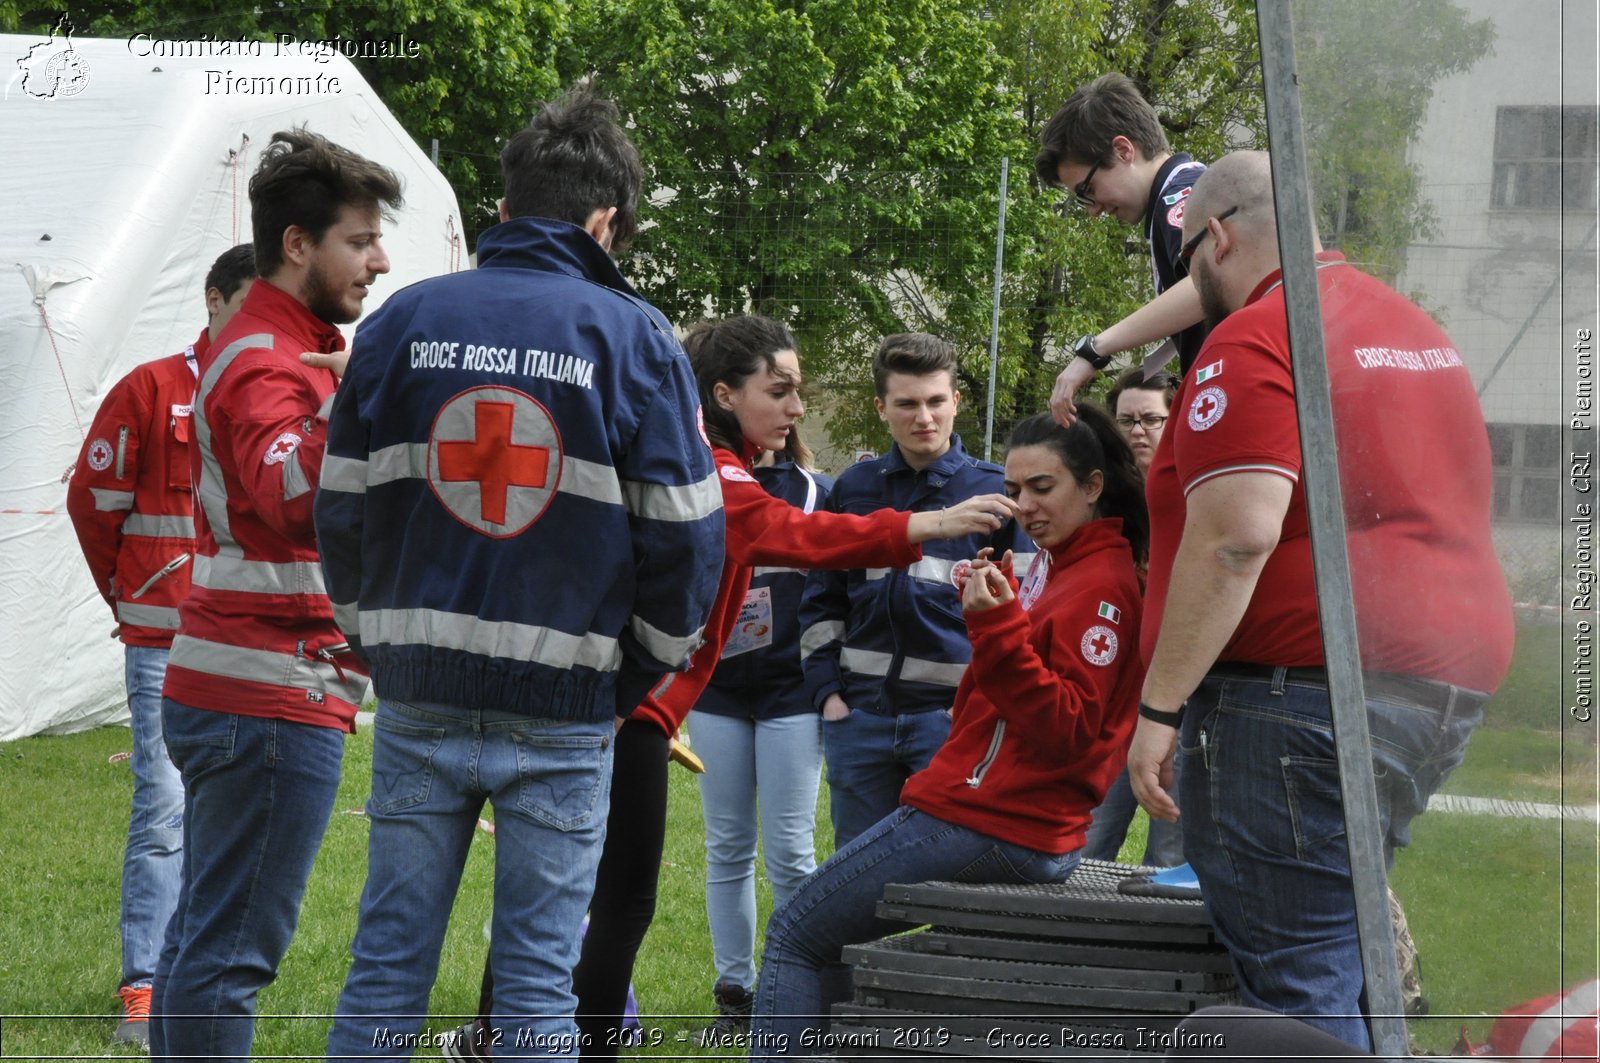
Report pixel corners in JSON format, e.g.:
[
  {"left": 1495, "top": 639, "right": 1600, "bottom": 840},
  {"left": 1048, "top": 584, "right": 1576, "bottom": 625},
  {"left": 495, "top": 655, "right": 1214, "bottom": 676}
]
[
  {"left": 696, "top": 462, "right": 833, "bottom": 720},
  {"left": 315, "top": 216, "right": 723, "bottom": 723},
  {"left": 799, "top": 435, "right": 1034, "bottom": 716},
  {"left": 1145, "top": 152, "right": 1209, "bottom": 373}
]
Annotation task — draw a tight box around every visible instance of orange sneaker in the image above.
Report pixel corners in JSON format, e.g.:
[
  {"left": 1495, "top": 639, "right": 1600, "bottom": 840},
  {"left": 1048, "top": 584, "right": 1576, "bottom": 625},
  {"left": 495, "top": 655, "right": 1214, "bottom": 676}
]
[{"left": 115, "top": 983, "right": 152, "bottom": 1047}]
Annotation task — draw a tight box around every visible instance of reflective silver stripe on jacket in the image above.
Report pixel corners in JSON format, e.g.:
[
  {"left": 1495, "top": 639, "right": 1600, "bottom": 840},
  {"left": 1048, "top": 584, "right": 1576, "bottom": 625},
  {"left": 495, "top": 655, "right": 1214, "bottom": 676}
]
[
  {"left": 752, "top": 566, "right": 802, "bottom": 578},
  {"left": 332, "top": 598, "right": 360, "bottom": 639},
  {"left": 193, "top": 333, "right": 273, "bottom": 549},
  {"left": 907, "top": 556, "right": 955, "bottom": 584},
  {"left": 121, "top": 513, "right": 196, "bottom": 538},
  {"left": 839, "top": 646, "right": 893, "bottom": 676},
  {"left": 800, "top": 620, "right": 846, "bottom": 660},
  {"left": 115, "top": 602, "right": 181, "bottom": 629},
  {"left": 191, "top": 553, "right": 327, "bottom": 596},
  {"left": 168, "top": 634, "right": 370, "bottom": 704},
  {"left": 629, "top": 613, "right": 705, "bottom": 668},
  {"left": 357, "top": 606, "right": 622, "bottom": 673},
  {"left": 838, "top": 647, "right": 967, "bottom": 689},
  {"left": 282, "top": 453, "right": 313, "bottom": 501},
  {"left": 900, "top": 655, "right": 968, "bottom": 687},
  {"left": 621, "top": 470, "right": 722, "bottom": 523},
  {"left": 91, "top": 489, "right": 135, "bottom": 512}
]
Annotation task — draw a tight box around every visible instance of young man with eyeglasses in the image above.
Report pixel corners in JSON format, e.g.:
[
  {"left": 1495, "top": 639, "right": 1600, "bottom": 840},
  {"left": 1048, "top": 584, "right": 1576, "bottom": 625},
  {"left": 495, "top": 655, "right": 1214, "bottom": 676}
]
[{"left": 1035, "top": 72, "right": 1208, "bottom": 426}]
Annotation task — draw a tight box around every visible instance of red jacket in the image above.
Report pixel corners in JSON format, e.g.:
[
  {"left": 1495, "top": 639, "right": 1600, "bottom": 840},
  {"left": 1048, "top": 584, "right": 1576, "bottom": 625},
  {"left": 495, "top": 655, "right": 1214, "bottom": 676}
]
[
  {"left": 162, "top": 281, "right": 369, "bottom": 730},
  {"left": 902, "top": 518, "right": 1144, "bottom": 854},
  {"left": 67, "top": 337, "right": 203, "bottom": 647},
  {"left": 630, "top": 444, "right": 920, "bottom": 736}
]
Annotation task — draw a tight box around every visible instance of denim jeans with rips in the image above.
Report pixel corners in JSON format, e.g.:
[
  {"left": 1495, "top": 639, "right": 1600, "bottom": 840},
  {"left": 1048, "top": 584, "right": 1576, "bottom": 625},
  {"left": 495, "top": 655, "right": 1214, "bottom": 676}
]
[
  {"left": 1178, "top": 668, "right": 1485, "bottom": 1052},
  {"left": 325, "top": 698, "right": 614, "bottom": 1061}
]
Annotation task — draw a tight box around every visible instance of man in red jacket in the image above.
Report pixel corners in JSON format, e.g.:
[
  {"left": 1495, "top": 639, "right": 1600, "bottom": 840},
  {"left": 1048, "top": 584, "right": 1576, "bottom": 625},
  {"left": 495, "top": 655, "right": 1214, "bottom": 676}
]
[
  {"left": 67, "top": 242, "right": 256, "bottom": 1046},
  {"left": 153, "top": 129, "right": 402, "bottom": 1062}
]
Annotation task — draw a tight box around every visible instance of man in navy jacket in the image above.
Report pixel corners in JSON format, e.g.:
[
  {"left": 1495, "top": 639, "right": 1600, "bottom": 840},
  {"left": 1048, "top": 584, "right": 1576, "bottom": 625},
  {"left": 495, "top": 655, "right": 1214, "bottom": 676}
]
[
  {"left": 318, "top": 88, "right": 722, "bottom": 1058},
  {"left": 800, "top": 334, "right": 1033, "bottom": 846}
]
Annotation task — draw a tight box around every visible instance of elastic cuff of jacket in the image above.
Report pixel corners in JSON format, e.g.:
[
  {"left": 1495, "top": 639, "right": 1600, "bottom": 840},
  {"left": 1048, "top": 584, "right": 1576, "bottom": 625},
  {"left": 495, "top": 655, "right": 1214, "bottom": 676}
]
[{"left": 1138, "top": 701, "right": 1184, "bottom": 727}]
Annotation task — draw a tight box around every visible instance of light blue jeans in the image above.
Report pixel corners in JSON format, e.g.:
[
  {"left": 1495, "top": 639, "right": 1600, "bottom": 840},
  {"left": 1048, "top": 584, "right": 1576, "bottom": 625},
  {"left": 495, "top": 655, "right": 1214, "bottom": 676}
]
[
  {"left": 325, "top": 698, "right": 614, "bottom": 1061},
  {"left": 750, "top": 807, "right": 1079, "bottom": 1059},
  {"left": 121, "top": 644, "right": 184, "bottom": 987},
  {"left": 688, "top": 710, "right": 824, "bottom": 991}
]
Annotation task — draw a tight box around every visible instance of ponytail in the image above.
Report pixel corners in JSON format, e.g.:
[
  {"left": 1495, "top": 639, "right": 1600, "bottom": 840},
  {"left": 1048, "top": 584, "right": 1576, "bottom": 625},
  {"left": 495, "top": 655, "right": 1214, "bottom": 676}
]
[{"left": 1006, "top": 407, "right": 1148, "bottom": 563}]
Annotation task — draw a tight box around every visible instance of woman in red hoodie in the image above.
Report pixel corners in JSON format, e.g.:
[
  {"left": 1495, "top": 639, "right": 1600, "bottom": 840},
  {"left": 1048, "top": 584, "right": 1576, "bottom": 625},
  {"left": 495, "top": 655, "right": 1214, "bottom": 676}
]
[
  {"left": 748, "top": 406, "right": 1147, "bottom": 1059},
  {"left": 450, "top": 316, "right": 1019, "bottom": 1061}
]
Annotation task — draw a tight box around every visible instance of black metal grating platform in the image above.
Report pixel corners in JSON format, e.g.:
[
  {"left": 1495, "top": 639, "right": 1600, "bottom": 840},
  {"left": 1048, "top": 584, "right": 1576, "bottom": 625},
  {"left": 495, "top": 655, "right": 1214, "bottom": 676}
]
[{"left": 832, "top": 861, "right": 1237, "bottom": 1058}]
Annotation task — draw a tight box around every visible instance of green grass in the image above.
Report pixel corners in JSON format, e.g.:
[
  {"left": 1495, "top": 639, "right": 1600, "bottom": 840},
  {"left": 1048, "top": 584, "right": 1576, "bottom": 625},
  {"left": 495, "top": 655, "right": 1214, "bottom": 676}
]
[{"left": 0, "top": 680, "right": 1593, "bottom": 1058}]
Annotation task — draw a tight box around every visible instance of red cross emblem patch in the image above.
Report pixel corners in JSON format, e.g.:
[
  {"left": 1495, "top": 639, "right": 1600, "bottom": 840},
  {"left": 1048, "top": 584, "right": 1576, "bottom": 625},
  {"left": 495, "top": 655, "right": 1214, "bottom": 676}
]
[
  {"left": 1187, "top": 386, "right": 1228, "bottom": 431},
  {"left": 264, "top": 432, "right": 303, "bottom": 466},
  {"left": 86, "top": 437, "right": 113, "bottom": 471},
  {"left": 428, "top": 386, "right": 562, "bottom": 538},
  {"left": 1080, "top": 624, "right": 1118, "bottom": 667}
]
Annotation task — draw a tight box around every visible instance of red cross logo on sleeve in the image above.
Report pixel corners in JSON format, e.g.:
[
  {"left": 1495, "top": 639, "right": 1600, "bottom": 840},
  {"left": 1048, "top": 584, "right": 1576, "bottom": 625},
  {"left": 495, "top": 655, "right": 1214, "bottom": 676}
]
[
  {"left": 429, "top": 387, "right": 562, "bottom": 537},
  {"left": 1080, "top": 624, "right": 1119, "bottom": 667},
  {"left": 1187, "top": 385, "right": 1228, "bottom": 431}
]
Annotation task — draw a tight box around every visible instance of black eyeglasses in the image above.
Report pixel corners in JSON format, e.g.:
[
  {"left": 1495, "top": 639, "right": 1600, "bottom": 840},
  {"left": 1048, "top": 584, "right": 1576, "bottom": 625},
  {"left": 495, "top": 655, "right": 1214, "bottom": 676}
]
[
  {"left": 1179, "top": 205, "right": 1239, "bottom": 264},
  {"left": 1115, "top": 414, "right": 1169, "bottom": 432},
  {"left": 1073, "top": 160, "right": 1104, "bottom": 207}
]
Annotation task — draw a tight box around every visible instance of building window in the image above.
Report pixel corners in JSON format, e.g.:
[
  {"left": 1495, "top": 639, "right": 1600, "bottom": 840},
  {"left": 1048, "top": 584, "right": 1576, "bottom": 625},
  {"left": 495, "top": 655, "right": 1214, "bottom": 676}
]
[
  {"left": 1491, "top": 106, "right": 1598, "bottom": 211},
  {"left": 1488, "top": 422, "right": 1561, "bottom": 523}
]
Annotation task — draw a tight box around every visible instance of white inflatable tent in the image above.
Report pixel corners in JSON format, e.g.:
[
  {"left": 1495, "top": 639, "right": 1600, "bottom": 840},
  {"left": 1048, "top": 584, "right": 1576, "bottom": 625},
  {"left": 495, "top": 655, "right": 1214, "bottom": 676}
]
[{"left": 0, "top": 34, "right": 467, "bottom": 740}]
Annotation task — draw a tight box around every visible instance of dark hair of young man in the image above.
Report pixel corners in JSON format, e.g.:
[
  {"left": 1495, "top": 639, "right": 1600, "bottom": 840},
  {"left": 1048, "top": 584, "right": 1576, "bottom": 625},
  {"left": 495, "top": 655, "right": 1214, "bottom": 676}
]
[
  {"left": 1034, "top": 72, "right": 1171, "bottom": 188},
  {"left": 682, "top": 316, "right": 798, "bottom": 453},
  {"left": 871, "top": 332, "right": 958, "bottom": 399},
  {"left": 249, "top": 129, "right": 404, "bottom": 277},
  {"left": 205, "top": 243, "right": 257, "bottom": 301},
  {"left": 500, "top": 87, "right": 645, "bottom": 253},
  {"left": 1105, "top": 365, "right": 1180, "bottom": 414}
]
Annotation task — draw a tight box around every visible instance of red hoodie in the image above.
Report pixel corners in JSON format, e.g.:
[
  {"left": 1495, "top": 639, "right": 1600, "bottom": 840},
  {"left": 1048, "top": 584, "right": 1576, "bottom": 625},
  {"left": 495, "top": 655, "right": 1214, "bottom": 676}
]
[
  {"left": 902, "top": 517, "right": 1143, "bottom": 854},
  {"left": 631, "top": 444, "right": 921, "bottom": 735}
]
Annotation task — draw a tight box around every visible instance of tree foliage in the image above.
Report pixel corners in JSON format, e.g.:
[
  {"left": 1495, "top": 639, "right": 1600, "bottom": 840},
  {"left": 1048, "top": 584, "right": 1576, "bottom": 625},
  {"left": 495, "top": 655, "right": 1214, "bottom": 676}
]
[
  {"left": 2, "top": 0, "right": 1491, "bottom": 454},
  {"left": 1293, "top": 0, "right": 1494, "bottom": 285},
  {"left": 58, "top": 0, "right": 566, "bottom": 237}
]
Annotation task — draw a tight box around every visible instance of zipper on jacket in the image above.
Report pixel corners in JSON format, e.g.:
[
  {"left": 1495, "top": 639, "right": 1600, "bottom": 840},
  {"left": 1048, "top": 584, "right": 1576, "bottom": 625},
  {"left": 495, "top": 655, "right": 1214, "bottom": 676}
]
[
  {"left": 1199, "top": 727, "right": 1211, "bottom": 772},
  {"left": 965, "top": 719, "right": 1006, "bottom": 788},
  {"left": 127, "top": 553, "right": 190, "bottom": 599},
  {"left": 115, "top": 426, "right": 129, "bottom": 480}
]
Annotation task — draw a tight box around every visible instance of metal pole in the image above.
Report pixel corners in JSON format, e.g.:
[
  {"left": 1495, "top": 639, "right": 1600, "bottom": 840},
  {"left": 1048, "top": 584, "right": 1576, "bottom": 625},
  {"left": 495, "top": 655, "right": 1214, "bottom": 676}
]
[
  {"left": 1256, "top": 2, "right": 1407, "bottom": 1055},
  {"left": 431, "top": 138, "right": 440, "bottom": 166},
  {"left": 984, "top": 157, "right": 1009, "bottom": 463}
]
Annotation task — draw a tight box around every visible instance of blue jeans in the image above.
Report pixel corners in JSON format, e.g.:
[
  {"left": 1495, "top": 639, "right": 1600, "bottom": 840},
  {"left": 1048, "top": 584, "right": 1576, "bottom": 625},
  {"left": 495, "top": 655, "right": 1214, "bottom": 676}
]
[
  {"left": 1179, "top": 668, "right": 1485, "bottom": 1051},
  {"left": 822, "top": 708, "right": 950, "bottom": 848},
  {"left": 689, "top": 710, "right": 824, "bottom": 990},
  {"left": 151, "top": 699, "right": 345, "bottom": 1062},
  {"left": 121, "top": 645, "right": 184, "bottom": 986},
  {"left": 326, "top": 699, "right": 613, "bottom": 1061},
  {"left": 750, "top": 807, "right": 1079, "bottom": 1060},
  {"left": 1082, "top": 761, "right": 1185, "bottom": 866}
]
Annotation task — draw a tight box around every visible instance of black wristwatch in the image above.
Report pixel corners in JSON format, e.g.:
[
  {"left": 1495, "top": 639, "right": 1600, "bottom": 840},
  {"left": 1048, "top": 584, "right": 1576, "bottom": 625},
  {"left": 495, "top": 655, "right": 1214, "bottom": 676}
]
[{"left": 1072, "top": 333, "right": 1112, "bottom": 371}]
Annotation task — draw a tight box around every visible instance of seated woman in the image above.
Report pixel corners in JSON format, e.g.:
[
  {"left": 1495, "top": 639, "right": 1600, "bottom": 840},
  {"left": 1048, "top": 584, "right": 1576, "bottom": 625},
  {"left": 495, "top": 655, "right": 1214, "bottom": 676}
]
[{"left": 749, "top": 407, "right": 1147, "bottom": 1059}]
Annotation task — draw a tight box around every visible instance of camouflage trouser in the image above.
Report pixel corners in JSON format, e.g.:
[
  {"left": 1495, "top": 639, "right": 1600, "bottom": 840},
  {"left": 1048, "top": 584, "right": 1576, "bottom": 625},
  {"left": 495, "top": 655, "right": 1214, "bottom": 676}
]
[{"left": 1390, "top": 886, "right": 1427, "bottom": 1016}]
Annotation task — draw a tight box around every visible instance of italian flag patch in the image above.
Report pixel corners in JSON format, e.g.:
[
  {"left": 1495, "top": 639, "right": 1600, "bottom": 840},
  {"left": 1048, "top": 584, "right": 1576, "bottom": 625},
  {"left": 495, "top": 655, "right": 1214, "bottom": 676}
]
[
  {"left": 1195, "top": 360, "right": 1223, "bottom": 384},
  {"left": 1098, "top": 601, "right": 1121, "bottom": 624}
]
